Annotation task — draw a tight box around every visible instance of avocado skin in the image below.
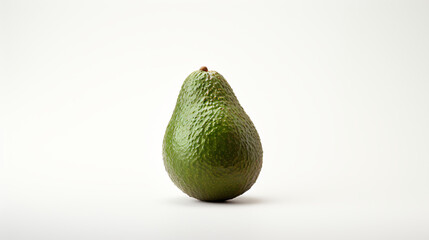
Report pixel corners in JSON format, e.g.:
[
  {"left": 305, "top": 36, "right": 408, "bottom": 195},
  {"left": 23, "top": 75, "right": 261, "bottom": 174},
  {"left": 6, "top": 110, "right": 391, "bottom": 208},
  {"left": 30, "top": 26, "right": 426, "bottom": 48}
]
[{"left": 163, "top": 69, "right": 263, "bottom": 201}]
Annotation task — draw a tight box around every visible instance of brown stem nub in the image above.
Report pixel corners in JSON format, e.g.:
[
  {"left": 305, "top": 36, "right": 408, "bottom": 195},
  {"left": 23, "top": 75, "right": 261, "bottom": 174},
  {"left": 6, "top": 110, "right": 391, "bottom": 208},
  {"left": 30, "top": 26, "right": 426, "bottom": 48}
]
[{"left": 200, "top": 66, "right": 208, "bottom": 72}]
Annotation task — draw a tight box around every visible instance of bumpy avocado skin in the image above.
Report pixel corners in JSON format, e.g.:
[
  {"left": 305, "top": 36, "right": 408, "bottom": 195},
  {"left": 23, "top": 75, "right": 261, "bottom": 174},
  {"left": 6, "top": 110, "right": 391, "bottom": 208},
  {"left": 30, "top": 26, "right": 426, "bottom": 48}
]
[{"left": 163, "top": 70, "right": 263, "bottom": 201}]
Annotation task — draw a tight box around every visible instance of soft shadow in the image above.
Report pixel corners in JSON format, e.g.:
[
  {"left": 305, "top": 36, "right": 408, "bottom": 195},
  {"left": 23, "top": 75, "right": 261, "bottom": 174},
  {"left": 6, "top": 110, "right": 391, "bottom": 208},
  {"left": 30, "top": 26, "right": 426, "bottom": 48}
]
[
  {"left": 208, "top": 196, "right": 266, "bottom": 205},
  {"left": 167, "top": 196, "right": 269, "bottom": 206}
]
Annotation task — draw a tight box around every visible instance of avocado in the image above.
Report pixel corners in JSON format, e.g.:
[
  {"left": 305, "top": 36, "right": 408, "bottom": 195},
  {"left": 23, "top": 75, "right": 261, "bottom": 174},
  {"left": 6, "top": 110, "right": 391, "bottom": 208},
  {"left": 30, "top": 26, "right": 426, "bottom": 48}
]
[{"left": 163, "top": 66, "right": 263, "bottom": 202}]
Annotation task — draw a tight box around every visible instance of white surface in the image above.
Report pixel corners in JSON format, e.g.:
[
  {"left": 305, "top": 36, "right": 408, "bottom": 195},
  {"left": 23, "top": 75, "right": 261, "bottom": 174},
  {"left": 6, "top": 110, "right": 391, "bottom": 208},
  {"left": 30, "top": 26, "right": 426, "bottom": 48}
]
[{"left": 1, "top": 0, "right": 429, "bottom": 239}]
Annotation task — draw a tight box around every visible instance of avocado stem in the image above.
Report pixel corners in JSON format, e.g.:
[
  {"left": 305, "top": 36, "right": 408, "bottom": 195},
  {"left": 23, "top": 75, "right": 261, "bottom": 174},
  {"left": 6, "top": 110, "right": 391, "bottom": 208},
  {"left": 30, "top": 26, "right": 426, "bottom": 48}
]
[{"left": 200, "top": 66, "right": 208, "bottom": 72}]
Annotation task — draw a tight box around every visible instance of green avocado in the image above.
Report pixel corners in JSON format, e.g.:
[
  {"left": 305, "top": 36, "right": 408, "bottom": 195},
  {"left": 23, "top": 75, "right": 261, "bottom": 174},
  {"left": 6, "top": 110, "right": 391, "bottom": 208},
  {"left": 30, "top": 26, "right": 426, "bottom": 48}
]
[{"left": 163, "top": 66, "right": 263, "bottom": 202}]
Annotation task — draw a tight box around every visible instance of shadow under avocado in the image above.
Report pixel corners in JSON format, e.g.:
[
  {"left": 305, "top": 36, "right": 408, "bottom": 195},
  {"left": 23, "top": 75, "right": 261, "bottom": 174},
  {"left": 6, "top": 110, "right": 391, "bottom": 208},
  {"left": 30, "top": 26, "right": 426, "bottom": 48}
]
[
  {"left": 168, "top": 196, "right": 267, "bottom": 206},
  {"left": 205, "top": 196, "right": 266, "bottom": 205}
]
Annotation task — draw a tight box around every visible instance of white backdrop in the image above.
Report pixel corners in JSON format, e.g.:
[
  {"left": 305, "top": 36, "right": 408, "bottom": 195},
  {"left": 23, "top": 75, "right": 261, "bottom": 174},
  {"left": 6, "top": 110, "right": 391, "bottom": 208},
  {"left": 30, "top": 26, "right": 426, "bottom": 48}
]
[{"left": 1, "top": 0, "right": 429, "bottom": 239}]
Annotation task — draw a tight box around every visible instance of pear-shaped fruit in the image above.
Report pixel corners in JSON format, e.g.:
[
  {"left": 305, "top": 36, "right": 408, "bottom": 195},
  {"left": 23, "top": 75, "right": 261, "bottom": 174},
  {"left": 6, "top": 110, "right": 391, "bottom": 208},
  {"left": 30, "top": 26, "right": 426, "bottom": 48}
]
[{"left": 163, "top": 66, "right": 263, "bottom": 201}]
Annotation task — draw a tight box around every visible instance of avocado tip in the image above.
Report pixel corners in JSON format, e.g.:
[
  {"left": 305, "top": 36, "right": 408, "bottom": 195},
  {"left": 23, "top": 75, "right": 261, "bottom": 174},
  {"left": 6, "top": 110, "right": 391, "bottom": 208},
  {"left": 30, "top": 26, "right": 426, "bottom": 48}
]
[{"left": 200, "top": 66, "right": 208, "bottom": 72}]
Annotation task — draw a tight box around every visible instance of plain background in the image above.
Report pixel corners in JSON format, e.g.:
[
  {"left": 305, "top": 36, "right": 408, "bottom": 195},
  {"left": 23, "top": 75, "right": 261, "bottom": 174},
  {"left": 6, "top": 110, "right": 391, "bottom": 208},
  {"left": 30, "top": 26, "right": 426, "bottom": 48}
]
[{"left": 1, "top": 0, "right": 429, "bottom": 239}]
